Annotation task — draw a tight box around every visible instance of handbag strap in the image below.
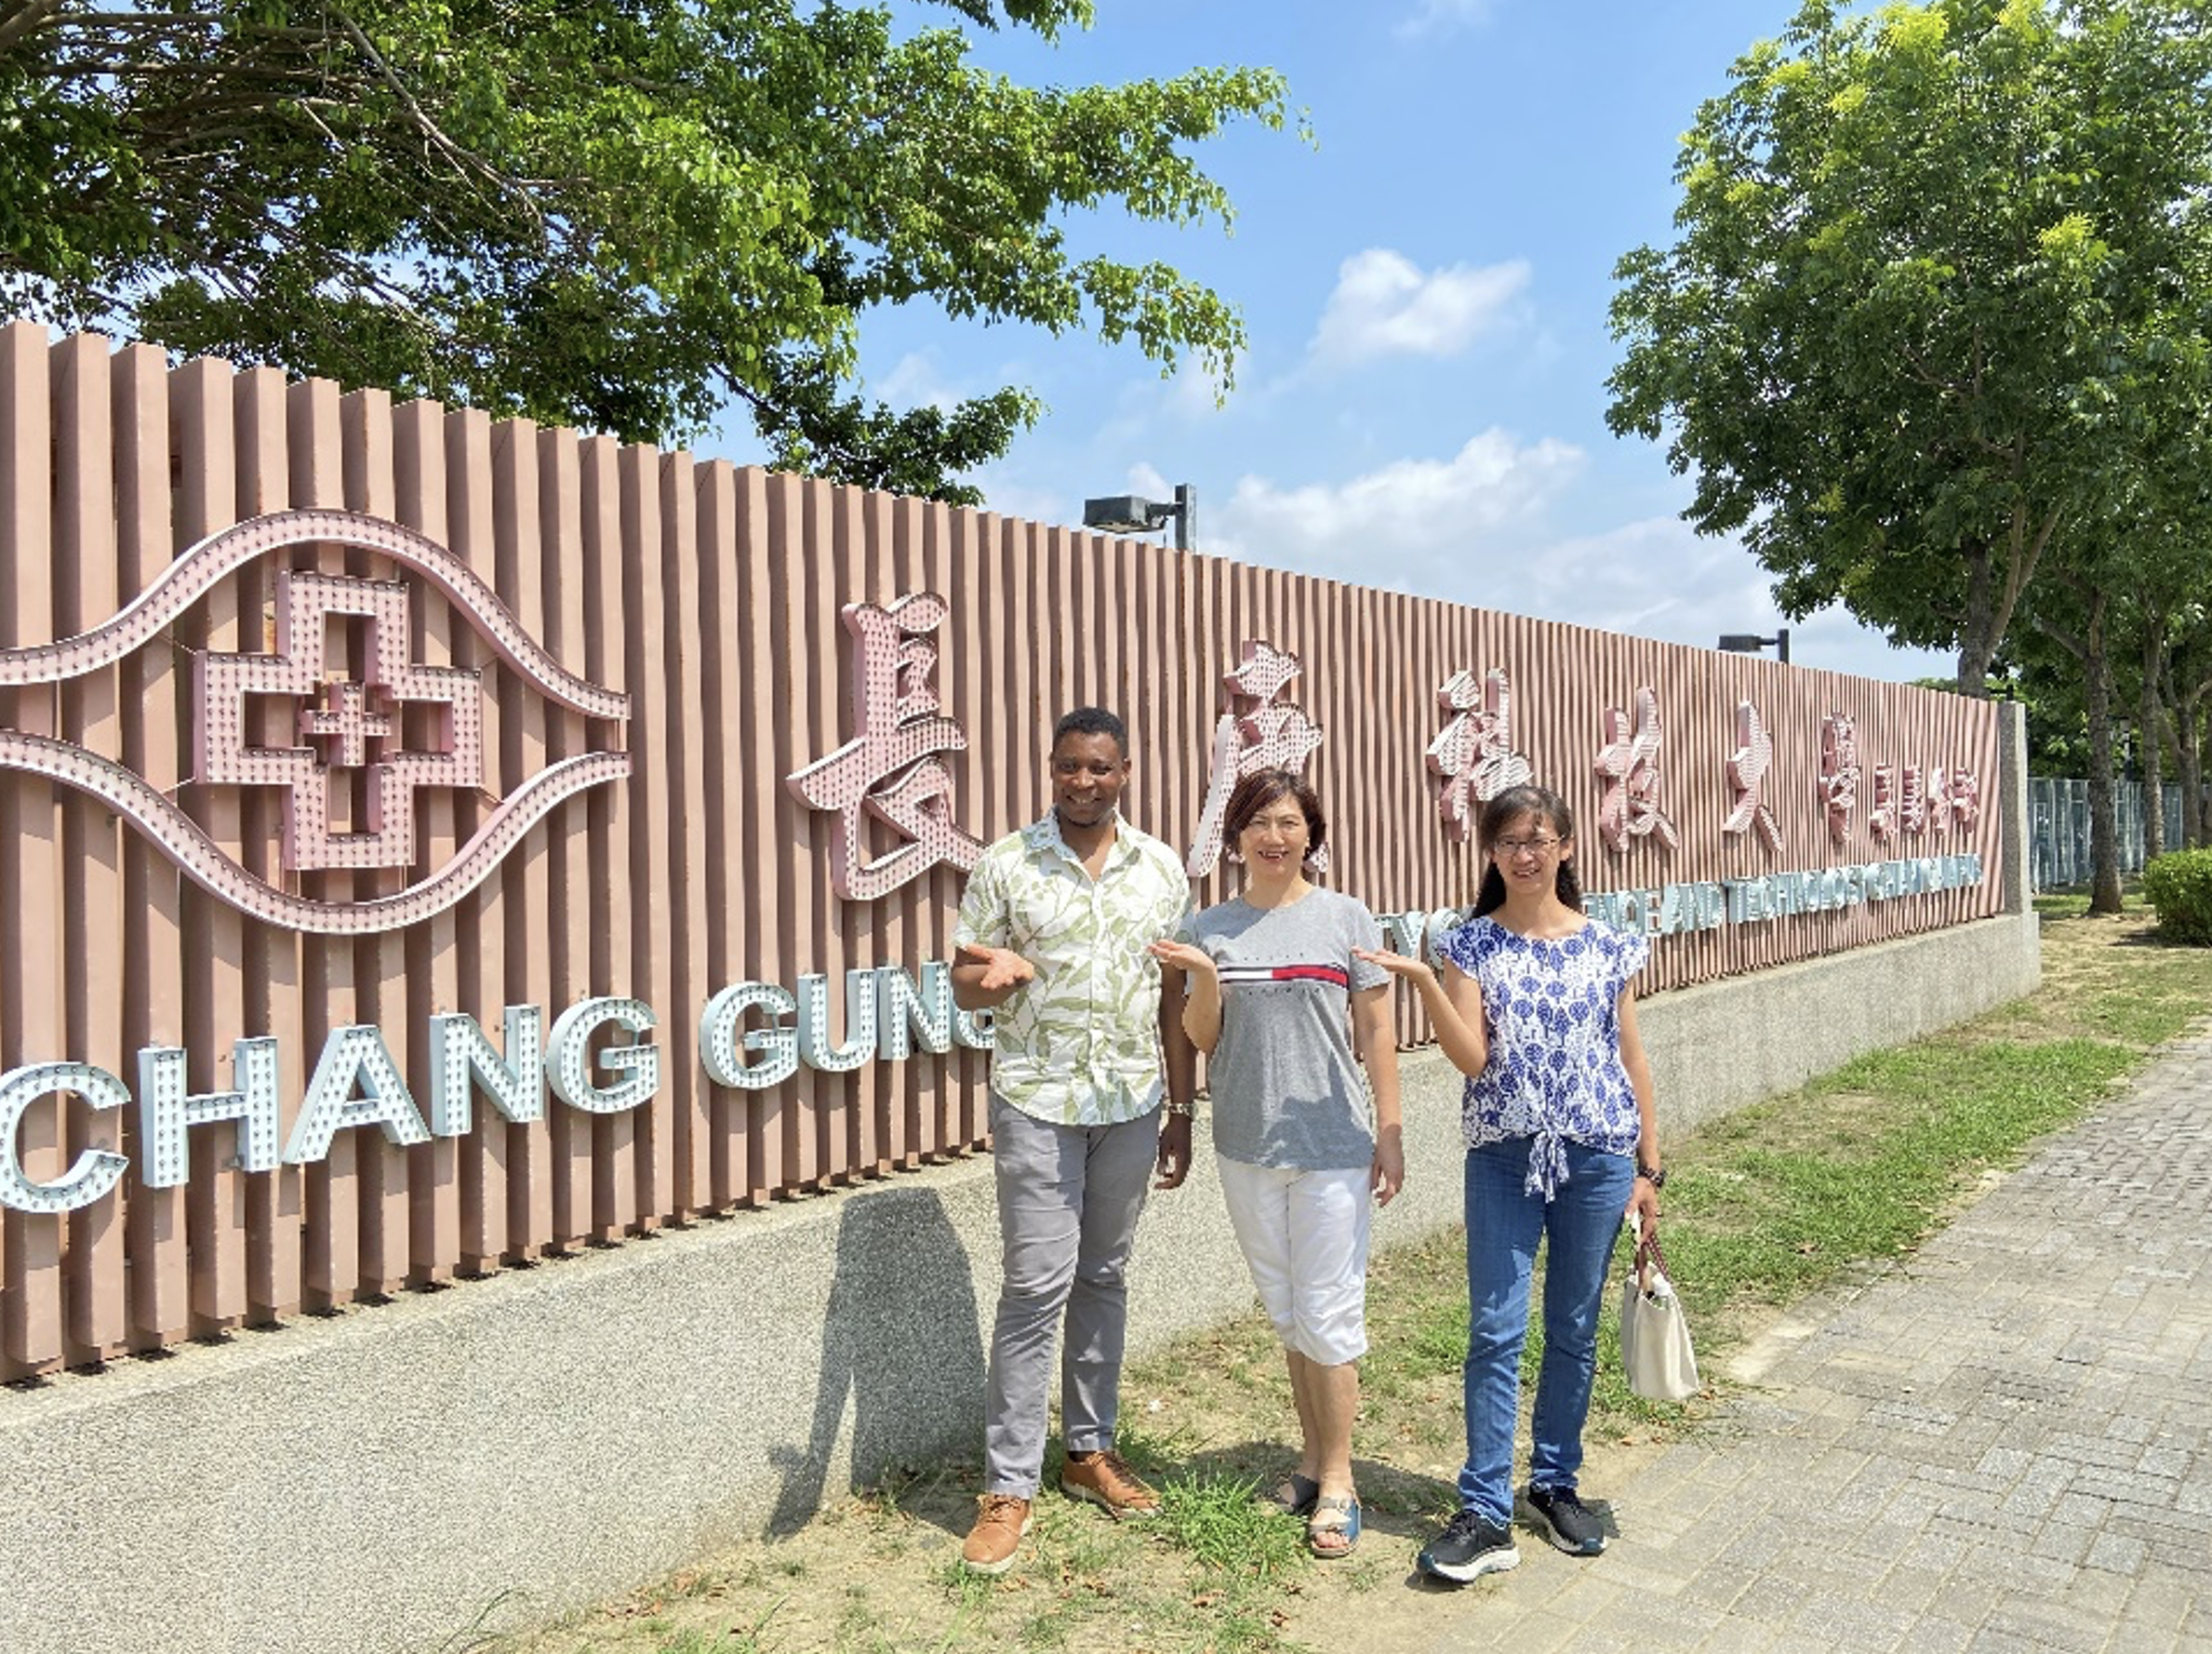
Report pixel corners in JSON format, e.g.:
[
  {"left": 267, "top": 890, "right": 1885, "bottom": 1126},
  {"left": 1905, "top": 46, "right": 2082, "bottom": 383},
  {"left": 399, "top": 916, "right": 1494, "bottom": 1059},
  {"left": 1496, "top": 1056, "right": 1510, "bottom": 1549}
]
[{"left": 1633, "top": 1215, "right": 1672, "bottom": 1291}]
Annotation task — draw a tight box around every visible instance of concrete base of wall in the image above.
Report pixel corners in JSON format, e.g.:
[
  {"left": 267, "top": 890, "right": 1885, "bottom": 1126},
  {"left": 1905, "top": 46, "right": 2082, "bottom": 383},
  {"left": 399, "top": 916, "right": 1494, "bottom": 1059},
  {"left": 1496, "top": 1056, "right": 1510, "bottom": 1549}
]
[{"left": 0, "top": 914, "right": 2038, "bottom": 1654}]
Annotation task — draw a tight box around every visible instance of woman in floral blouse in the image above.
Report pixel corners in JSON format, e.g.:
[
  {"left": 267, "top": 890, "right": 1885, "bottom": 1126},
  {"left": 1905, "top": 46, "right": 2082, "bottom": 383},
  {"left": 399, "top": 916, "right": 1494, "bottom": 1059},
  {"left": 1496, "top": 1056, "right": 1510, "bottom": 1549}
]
[{"left": 1359, "top": 783, "right": 1662, "bottom": 1585}]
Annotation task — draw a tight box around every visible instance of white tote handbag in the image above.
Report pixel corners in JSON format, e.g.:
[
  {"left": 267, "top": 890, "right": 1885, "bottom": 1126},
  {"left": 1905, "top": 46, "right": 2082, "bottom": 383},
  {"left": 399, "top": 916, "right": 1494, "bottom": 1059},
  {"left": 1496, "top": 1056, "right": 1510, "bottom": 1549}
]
[{"left": 1619, "top": 1211, "right": 1700, "bottom": 1402}]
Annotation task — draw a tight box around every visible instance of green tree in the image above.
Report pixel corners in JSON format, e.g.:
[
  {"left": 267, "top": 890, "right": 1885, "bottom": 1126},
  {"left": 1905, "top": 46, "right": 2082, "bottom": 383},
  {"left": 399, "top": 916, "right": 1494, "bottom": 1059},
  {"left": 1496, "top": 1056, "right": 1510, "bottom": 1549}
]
[
  {"left": 1606, "top": 0, "right": 2212, "bottom": 697},
  {"left": 0, "top": 0, "right": 1296, "bottom": 501}
]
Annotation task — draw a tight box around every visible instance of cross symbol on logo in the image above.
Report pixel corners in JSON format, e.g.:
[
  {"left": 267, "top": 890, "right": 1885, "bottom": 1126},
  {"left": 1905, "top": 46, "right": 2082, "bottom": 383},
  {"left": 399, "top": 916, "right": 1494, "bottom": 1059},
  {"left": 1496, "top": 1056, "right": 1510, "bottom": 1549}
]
[
  {"left": 194, "top": 569, "right": 483, "bottom": 872},
  {"left": 302, "top": 680, "right": 393, "bottom": 771}
]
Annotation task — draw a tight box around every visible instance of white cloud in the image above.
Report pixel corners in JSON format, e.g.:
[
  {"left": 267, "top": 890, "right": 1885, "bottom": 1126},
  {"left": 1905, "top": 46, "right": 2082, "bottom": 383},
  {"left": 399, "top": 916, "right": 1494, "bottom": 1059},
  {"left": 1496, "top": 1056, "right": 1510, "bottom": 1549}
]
[
  {"left": 1128, "top": 460, "right": 1174, "bottom": 501},
  {"left": 1505, "top": 515, "right": 1956, "bottom": 683},
  {"left": 1395, "top": 0, "right": 1499, "bottom": 41},
  {"left": 1209, "top": 429, "right": 1583, "bottom": 580},
  {"left": 1310, "top": 249, "right": 1531, "bottom": 367},
  {"left": 1206, "top": 458, "right": 1954, "bottom": 684},
  {"left": 873, "top": 350, "right": 960, "bottom": 413},
  {"left": 970, "top": 467, "right": 1066, "bottom": 526}
]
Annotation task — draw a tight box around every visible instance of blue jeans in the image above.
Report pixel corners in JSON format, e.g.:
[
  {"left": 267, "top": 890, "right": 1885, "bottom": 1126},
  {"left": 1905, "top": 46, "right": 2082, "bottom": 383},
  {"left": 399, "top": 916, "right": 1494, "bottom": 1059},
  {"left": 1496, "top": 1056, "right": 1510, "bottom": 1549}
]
[{"left": 1457, "top": 1137, "right": 1632, "bottom": 1524}]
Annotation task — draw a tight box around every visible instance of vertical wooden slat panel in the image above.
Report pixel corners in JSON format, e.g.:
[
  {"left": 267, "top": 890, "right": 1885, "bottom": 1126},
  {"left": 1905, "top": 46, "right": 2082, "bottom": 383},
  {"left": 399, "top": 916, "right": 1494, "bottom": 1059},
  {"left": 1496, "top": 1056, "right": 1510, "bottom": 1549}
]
[
  {"left": 792, "top": 477, "right": 832, "bottom": 1185},
  {"left": 834, "top": 483, "right": 881, "bottom": 1185},
  {"left": 945, "top": 497, "right": 994, "bottom": 1152},
  {"left": 492, "top": 418, "right": 558, "bottom": 1254},
  {"left": 732, "top": 464, "right": 782, "bottom": 1202},
  {"left": 873, "top": 487, "right": 913, "bottom": 1174},
  {"left": 0, "top": 323, "right": 65, "bottom": 1377},
  {"left": 232, "top": 366, "right": 301, "bottom": 1323},
  {"left": 693, "top": 459, "right": 746, "bottom": 1207},
  {"left": 538, "top": 426, "right": 598, "bottom": 1243},
  {"left": 173, "top": 356, "right": 255, "bottom": 1328},
  {"left": 340, "top": 387, "right": 417, "bottom": 1283},
  {"left": 913, "top": 491, "right": 959, "bottom": 1165},
  {"left": 579, "top": 435, "right": 635, "bottom": 1236},
  {"left": 446, "top": 406, "right": 512, "bottom": 1263},
  {"left": 393, "top": 397, "right": 465, "bottom": 1276},
  {"left": 657, "top": 449, "right": 712, "bottom": 1216},
  {"left": 52, "top": 334, "right": 127, "bottom": 1364},
  {"left": 618, "top": 443, "right": 673, "bottom": 1227},
  {"left": 284, "top": 373, "right": 389, "bottom": 1301},
  {"left": 113, "top": 340, "right": 190, "bottom": 1352}
]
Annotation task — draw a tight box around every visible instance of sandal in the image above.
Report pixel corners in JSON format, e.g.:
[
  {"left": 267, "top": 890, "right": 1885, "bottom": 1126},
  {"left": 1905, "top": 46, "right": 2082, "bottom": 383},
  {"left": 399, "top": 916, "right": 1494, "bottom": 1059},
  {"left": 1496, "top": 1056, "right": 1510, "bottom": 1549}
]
[
  {"left": 1307, "top": 1493, "right": 1362, "bottom": 1559},
  {"left": 1265, "top": 1473, "right": 1320, "bottom": 1517}
]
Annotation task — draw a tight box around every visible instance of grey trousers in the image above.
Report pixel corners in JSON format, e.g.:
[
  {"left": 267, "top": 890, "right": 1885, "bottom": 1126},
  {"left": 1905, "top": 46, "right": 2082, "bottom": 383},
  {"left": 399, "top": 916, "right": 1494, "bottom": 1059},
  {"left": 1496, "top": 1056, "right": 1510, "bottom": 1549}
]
[{"left": 981, "top": 1095, "right": 1162, "bottom": 1498}]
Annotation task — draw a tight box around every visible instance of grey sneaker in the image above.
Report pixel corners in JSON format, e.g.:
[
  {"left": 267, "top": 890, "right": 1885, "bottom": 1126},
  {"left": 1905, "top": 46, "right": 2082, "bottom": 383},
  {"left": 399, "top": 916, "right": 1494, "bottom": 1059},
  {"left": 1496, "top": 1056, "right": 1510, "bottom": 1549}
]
[
  {"left": 1418, "top": 1508, "right": 1520, "bottom": 1583},
  {"left": 1523, "top": 1483, "right": 1606, "bottom": 1555}
]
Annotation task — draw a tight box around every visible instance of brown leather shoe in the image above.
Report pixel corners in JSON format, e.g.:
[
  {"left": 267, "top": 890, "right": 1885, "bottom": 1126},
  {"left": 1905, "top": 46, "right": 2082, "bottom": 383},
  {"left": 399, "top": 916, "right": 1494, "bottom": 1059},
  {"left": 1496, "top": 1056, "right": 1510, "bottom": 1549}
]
[
  {"left": 960, "top": 1492, "right": 1033, "bottom": 1575},
  {"left": 1059, "top": 1448, "right": 1159, "bottom": 1519}
]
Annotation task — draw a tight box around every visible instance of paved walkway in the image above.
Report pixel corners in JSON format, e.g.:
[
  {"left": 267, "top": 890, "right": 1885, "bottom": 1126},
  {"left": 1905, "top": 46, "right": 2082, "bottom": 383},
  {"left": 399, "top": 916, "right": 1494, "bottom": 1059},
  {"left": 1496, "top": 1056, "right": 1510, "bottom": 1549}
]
[{"left": 1387, "top": 1033, "right": 2212, "bottom": 1653}]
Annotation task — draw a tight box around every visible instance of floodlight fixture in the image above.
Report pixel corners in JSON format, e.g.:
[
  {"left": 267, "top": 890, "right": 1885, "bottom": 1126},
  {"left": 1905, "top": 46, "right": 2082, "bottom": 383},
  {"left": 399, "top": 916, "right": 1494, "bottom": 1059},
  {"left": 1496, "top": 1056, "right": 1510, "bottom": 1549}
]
[
  {"left": 1717, "top": 628, "right": 1792, "bottom": 665},
  {"left": 1082, "top": 484, "right": 1196, "bottom": 552}
]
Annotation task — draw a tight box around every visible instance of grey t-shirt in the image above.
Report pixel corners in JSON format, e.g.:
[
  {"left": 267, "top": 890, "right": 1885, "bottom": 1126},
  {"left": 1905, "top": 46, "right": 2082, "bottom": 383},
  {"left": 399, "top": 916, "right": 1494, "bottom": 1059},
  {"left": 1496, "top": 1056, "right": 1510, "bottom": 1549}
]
[{"left": 1190, "top": 887, "right": 1390, "bottom": 1171}]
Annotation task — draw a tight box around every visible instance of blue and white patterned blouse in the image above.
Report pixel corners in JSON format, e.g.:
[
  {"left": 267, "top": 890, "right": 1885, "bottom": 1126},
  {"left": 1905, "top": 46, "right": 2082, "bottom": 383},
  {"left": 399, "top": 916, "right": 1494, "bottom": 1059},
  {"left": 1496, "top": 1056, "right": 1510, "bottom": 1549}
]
[{"left": 1436, "top": 915, "right": 1649, "bottom": 1199}]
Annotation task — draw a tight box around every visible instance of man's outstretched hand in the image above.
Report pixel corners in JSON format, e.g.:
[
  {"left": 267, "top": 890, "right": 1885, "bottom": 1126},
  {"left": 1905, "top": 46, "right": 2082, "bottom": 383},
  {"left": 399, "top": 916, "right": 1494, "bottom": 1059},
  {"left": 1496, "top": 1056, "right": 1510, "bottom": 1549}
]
[{"left": 955, "top": 940, "right": 1035, "bottom": 994}]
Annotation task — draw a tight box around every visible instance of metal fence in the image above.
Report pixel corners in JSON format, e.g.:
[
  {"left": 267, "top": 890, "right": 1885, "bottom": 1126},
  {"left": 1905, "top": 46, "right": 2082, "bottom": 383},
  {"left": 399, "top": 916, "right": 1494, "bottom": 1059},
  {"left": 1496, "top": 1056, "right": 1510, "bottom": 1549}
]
[{"left": 2028, "top": 777, "right": 2187, "bottom": 889}]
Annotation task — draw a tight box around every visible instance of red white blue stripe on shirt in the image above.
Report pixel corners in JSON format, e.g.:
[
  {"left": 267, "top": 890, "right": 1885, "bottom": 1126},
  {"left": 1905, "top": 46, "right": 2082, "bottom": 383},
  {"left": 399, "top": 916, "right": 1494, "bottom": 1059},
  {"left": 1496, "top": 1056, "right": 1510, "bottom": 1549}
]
[{"left": 1215, "top": 962, "right": 1351, "bottom": 989}]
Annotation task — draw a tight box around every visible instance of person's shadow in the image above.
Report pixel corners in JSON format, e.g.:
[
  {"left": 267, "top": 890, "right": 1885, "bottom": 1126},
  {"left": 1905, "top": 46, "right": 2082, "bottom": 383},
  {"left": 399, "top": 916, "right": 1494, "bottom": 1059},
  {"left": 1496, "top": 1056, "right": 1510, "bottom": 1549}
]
[{"left": 767, "top": 1184, "right": 986, "bottom": 1535}]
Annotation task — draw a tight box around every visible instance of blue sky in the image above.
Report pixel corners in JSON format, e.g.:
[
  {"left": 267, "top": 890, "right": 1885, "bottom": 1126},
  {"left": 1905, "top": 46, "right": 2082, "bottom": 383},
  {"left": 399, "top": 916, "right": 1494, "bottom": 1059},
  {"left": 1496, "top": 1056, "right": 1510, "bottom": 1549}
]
[{"left": 713, "top": 0, "right": 1957, "bottom": 684}]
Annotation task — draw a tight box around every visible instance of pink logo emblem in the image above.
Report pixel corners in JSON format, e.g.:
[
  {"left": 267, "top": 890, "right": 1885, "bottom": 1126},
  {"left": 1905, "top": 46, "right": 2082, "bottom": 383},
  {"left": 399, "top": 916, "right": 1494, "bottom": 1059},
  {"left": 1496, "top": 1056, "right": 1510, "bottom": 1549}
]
[
  {"left": 196, "top": 570, "right": 482, "bottom": 872},
  {"left": 0, "top": 510, "right": 631, "bottom": 933}
]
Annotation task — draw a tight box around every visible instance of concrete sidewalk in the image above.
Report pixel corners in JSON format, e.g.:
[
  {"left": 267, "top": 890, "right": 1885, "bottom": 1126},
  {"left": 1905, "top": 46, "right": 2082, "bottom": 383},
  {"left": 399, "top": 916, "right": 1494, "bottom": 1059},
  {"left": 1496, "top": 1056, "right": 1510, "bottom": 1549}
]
[{"left": 1385, "top": 1032, "right": 2212, "bottom": 1653}]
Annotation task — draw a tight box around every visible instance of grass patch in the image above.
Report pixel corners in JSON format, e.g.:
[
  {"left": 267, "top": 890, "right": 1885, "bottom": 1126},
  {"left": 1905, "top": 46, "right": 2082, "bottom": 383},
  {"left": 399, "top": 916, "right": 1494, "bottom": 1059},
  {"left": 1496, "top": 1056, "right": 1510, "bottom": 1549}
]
[
  {"left": 487, "top": 897, "right": 2210, "bottom": 1654},
  {"left": 1153, "top": 1470, "right": 1309, "bottom": 1580}
]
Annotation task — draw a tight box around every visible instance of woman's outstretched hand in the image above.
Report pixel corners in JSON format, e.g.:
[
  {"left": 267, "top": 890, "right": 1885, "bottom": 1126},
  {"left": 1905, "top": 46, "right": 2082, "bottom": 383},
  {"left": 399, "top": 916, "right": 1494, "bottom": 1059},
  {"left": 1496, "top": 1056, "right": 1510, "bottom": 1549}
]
[
  {"left": 1146, "top": 939, "right": 1215, "bottom": 976},
  {"left": 1353, "top": 946, "right": 1435, "bottom": 985}
]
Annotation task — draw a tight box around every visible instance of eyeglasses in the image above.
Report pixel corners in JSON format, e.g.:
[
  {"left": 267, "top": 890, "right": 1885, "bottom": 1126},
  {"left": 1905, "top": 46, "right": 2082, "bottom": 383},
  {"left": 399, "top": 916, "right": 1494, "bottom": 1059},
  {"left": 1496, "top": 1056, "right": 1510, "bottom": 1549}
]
[{"left": 1493, "top": 835, "right": 1561, "bottom": 858}]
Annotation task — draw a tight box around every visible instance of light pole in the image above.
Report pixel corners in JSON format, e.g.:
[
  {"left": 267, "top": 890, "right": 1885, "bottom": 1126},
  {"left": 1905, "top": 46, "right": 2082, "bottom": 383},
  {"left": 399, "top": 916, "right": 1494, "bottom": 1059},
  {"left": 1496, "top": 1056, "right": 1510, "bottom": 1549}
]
[
  {"left": 1082, "top": 484, "right": 1196, "bottom": 552},
  {"left": 1718, "top": 628, "right": 1791, "bottom": 665}
]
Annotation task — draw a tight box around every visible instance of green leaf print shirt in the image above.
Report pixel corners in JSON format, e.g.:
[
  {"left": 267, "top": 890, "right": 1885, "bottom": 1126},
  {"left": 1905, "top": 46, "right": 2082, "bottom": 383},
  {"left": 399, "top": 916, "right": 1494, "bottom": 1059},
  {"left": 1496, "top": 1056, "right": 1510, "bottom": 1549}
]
[{"left": 952, "top": 813, "right": 1193, "bottom": 1126}]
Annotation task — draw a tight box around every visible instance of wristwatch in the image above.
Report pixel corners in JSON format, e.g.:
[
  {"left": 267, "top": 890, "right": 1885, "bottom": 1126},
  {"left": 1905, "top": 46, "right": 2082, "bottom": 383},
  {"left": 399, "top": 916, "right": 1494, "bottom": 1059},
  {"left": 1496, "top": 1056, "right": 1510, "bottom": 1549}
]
[{"left": 1636, "top": 1165, "right": 1667, "bottom": 1190}]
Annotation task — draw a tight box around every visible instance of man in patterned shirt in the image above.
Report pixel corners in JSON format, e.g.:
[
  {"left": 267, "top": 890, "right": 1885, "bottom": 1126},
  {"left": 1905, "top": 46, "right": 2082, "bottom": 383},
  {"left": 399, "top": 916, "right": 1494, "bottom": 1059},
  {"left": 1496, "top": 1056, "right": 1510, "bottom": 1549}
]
[{"left": 950, "top": 705, "right": 1196, "bottom": 1576}]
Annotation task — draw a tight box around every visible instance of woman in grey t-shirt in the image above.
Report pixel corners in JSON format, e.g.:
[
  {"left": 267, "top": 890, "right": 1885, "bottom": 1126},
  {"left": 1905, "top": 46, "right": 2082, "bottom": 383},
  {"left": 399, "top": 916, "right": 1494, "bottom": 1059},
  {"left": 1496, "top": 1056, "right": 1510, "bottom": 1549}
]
[{"left": 1150, "top": 768, "right": 1403, "bottom": 1560}]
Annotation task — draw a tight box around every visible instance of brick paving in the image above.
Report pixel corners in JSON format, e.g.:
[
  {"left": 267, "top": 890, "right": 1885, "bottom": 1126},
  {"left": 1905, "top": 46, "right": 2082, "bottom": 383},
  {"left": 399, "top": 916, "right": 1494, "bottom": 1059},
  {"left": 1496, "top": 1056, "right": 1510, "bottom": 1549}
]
[{"left": 1381, "top": 1034, "right": 2212, "bottom": 1653}]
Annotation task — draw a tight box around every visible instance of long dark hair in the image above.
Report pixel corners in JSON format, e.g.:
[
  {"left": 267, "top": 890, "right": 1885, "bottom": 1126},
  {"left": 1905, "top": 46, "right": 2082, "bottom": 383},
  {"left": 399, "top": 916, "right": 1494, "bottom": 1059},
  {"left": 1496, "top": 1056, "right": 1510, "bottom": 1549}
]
[{"left": 1472, "top": 785, "right": 1581, "bottom": 917}]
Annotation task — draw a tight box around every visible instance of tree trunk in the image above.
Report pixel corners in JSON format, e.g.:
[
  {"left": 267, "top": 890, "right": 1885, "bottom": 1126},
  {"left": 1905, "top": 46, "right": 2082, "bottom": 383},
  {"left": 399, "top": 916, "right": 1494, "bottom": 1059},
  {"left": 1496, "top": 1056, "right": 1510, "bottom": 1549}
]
[
  {"left": 2178, "top": 685, "right": 2204, "bottom": 849},
  {"left": 2085, "top": 590, "right": 2125, "bottom": 914},
  {"left": 1955, "top": 542, "right": 1998, "bottom": 696},
  {"left": 2141, "top": 618, "right": 2166, "bottom": 862}
]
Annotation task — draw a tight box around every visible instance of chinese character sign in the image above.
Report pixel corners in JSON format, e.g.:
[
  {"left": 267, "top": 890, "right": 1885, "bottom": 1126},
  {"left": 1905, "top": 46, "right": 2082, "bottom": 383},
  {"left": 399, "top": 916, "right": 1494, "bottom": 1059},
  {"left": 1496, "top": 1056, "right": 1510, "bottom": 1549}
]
[
  {"left": 1870, "top": 765, "right": 1897, "bottom": 839},
  {"left": 1820, "top": 714, "right": 1860, "bottom": 846},
  {"left": 1947, "top": 767, "right": 1981, "bottom": 829},
  {"left": 787, "top": 594, "right": 983, "bottom": 900},
  {"left": 1899, "top": 765, "right": 1929, "bottom": 834},
  {"left": 1427, "top": 668, "right": 1533, "bottom": 844},
  {"left": 1724, "top": 700, "right": 1784, "bottom": 855},
  {"left": 1186, "top": 641, "right": 1326, "bottom": 878},
  {"left": 1593, "top": 686, "right": 1678, "bottom": 854}
]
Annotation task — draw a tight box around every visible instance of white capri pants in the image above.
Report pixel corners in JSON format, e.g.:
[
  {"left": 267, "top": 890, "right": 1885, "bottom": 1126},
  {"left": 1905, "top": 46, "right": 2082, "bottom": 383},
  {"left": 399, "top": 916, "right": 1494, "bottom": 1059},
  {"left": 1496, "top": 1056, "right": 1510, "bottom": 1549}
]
[{"left": 1215, "top": 1156, "right": 1373, "bottom": 1367}]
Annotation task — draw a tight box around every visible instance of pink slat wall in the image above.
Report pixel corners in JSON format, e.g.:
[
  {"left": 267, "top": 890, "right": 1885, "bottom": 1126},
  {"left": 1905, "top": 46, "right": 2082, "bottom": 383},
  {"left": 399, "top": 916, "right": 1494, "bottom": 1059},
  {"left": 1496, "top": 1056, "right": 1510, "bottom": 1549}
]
[{"left": 0, "top": 329, "right": 2005, "bottom": 1377}]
